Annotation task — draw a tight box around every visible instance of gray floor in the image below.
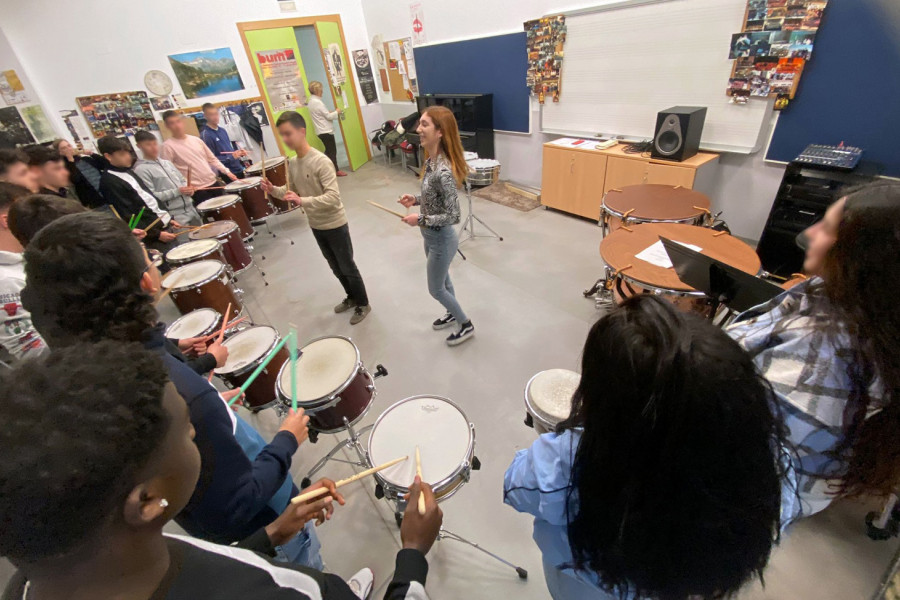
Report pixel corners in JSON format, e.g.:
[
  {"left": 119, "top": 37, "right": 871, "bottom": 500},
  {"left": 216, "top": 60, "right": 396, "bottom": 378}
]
[{"left": 2, "top": 160, "right": 896, "bottom": 597}]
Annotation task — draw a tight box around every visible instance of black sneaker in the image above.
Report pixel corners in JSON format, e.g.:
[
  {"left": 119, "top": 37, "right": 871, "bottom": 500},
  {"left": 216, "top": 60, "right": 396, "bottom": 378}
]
[
  {"left": 446, "top": 321, "right": 474, "bottom": 346},
  {"left": 432, "top": 313, "right": 456, "bottom": 330}
]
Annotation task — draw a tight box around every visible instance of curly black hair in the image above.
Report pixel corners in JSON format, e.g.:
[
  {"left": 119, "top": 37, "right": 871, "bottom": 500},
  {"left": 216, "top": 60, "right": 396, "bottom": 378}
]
[
  {"left": 558, "top": 295, "right": 786, "bottom": 600},
  {"left": 0, "top": 340, "right": 170, "bottom": 564},
  {"left": 22, "top": 212, "right": 158, "bottom": 346},
  {"left": 823, "top": 182, "right": 900, "bottom": 497},
  {"left": 8, "top": 193, "right": 87, "bottom": 246}
]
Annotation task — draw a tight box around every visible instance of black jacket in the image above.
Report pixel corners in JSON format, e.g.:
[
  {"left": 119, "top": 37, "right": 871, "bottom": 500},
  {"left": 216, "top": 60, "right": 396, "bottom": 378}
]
[
  {"left": 99, "top": 165, "right": 165, "bottom": 240},
  {"left": 65, "top": 154, "right": 106, "bottom": 208}
]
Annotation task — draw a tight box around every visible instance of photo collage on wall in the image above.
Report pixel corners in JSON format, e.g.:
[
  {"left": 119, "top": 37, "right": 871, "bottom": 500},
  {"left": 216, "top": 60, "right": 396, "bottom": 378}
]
[
  {"left": 726, "top": 0, "right": 827, "bottom": 110},
  {"left": 524, "top": 15, "right": 567, "bottom": 104},
  {"left": 76, "top": 91, "right": 158, "bottom": 139}
]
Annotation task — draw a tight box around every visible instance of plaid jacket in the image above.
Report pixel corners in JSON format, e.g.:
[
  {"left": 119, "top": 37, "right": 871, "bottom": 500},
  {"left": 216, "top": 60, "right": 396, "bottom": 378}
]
[{"left": 727, "top": 277, "right": 881, "bottom": 517}]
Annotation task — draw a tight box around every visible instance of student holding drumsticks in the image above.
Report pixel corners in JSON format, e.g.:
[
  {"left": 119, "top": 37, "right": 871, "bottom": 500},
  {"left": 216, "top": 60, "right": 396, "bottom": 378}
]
[
  {"left": 397, "top": 106, "right": 474, "bottom": 346},
  {"left": 21, "top": 212, "right": 328, "bottom": 570},
  {"left": 505, "top": 295, "right": 793, "bottom": 599},
  {"left": 0, "top": 342, "right": 443, "bottom": 600}
]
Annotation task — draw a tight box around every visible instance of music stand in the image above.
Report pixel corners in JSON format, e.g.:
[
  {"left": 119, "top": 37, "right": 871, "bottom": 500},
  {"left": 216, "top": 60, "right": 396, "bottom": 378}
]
[{"left": 660, "top": 237, "right": 782, "bottom": 317}]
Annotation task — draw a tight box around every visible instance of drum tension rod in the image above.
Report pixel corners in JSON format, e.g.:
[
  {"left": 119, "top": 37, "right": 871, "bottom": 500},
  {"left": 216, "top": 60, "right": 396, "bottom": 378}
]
[{"left": 605, "top": 264, "right": 633, "bottom": 290}]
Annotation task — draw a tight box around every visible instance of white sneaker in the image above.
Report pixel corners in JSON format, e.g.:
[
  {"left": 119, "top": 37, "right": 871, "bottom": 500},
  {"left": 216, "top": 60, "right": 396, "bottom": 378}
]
[{"left": 348, "top": 567, "right": 374, "bottom": 599}]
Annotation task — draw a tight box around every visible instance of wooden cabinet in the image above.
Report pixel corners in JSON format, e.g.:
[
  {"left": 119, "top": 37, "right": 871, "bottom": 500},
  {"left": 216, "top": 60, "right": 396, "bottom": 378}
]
[
  {"left": 541, "top": 146, "right": 608, "bottom": 219},
  {"left": 542, "top": 142, "right": 719, "bottom": 220}
]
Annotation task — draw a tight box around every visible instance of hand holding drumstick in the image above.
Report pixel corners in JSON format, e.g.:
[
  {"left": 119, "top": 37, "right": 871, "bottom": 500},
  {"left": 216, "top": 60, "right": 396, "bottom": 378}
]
[
  {"left": 398, "top": 194, "right": 419, "bottom": 227},
  {"left": 401, "top": 477, "right": 443, "bottom": 555}
]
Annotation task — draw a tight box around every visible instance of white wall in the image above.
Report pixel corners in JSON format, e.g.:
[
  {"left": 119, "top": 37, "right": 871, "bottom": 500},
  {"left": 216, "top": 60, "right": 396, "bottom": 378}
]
[
  {"left": 0, "top": 28, "right": 62, "bottom": 141},
  {"left": 362, "top": 0, "right": 785, "bottom": 240},
  {"left": 0, "top": 0, "right": 382, "bottom": 143}
]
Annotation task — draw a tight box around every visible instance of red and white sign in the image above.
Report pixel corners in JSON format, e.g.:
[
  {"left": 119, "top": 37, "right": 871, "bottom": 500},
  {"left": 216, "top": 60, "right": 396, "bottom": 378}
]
[{"left": 410, "top": 3, "right": 426, "bottom": 45}]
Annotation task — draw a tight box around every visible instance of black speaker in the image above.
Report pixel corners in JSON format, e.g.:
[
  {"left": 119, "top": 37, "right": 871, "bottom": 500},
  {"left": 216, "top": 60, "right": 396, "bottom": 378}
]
[{"left": 651, "top": 106, "right": 707, "bottom": 162}]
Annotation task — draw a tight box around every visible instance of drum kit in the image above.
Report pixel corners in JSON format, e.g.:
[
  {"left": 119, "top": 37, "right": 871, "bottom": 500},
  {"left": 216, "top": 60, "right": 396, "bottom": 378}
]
[{"left": 585, "top": 183, "right": 759, "bottom": 317}]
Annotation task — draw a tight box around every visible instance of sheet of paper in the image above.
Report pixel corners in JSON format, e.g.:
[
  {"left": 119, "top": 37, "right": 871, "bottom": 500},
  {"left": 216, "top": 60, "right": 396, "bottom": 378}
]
[
  {"left": 397, "top": 60, "right": 406, "bottom": 75},
  {"left": 635, "top": 240, "right": 702, "bottom": 269},
  {"left": 401, "top": 74, "right": 411, "bottom": 91},
  {"left": 388, "top": 42, "right": 401, "bottom": 61},
  {"left": 549, "top": 137, "right": 589, "bottom": 148},
  {"left": 406, "top": 58, "right": 417, "bottom": 79}
]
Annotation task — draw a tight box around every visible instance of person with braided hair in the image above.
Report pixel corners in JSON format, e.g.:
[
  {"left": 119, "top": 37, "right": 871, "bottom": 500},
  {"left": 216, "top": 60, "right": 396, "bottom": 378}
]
[{"left": 21, "top": 212, "right": 328, "bottom": 570}]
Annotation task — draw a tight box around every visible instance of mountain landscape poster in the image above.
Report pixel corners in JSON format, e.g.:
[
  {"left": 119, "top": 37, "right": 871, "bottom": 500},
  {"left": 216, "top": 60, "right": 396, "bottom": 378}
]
[{"left": 167, "top": 48, "right": 245, "bottom": 99}]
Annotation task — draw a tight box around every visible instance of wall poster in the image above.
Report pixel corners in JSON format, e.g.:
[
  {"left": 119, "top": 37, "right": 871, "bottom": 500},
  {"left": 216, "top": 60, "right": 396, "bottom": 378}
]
[
  {"left": 59, "top": 109, "right": 94, "bottom": 151},
  {"left": 168, "top": 47, "right": 245, "bottom": 99},
  {"left": 0, "top": 106, "right": 35, "bottom": 148},
  {"left": 353, "top": 50, "right": 379, "bottom": 105},
  {"left": 256, "top": 48, "right": 306, "bottom": 112},
  {"left": 524, "top": 15, "right": 567, "bottom": 104},
  {"left": 76, "top": 91, "right": 157, "bottom": 138},
  {"left": 0, "top": 70, "right": 28, "bottom": 105},
  {"left": 20, "top": 105, "right": 55, "bottom": 143}
]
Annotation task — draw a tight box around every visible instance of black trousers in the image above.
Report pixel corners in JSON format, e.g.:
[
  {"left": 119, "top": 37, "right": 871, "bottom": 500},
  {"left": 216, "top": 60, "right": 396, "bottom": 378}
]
[
  {"left": 318, "top": 133, "right": 339, "bottom": 172},
  {"left": 312, "top": 224, "right": 368, "bottom": 306}
]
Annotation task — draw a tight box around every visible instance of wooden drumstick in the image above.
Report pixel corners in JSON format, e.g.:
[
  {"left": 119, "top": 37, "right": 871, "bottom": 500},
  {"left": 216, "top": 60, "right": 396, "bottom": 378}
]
[
  {"left": 154, "top": 271, "right": 182, "bottom": 305},
  {"left": 367, "top": 201, "right": 405, "bottom": 219},
  {"left": 290, "top": 456, "right": 409, "bottom": 505},
  {"left": 415, "top": 446, "right": 426, "bottom": 515},
  {"left": 187, "top": 166, "right": 192, "bottom": 188},
  {"left": 208, "top": 303, "right": 231, "bottom": 381},
  {"left": 143, "top": 216, "right": 163, "bottom": 232},
  {"left": 261, "top": 146, "right": 268, "bottom": 200},
  {"left": 713, "top": 230, "right": 728, "bottom": 237},
  {"left": 285, "top": 156, "right": 291, "bottom": 192},
  {"left": 109, "top": 205, "right": 123, "bottom": 221}
]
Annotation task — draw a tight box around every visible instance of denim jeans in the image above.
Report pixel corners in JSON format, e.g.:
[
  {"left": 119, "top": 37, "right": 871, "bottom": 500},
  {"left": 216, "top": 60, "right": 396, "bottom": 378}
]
[
  {"left": 274, "top": 521, "right": 324, "bottom": 570},
  {"left": 421, "top": 226, "right": 468, "bottom": 324}
]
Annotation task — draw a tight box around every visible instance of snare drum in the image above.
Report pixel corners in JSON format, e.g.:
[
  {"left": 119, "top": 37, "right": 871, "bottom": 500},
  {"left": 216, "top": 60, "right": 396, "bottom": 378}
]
[
  {"left": 225, "top": 177, "right": 274, "bottom": 222},
  {"left": 215, "top": 326, "right": 287, "bottom": 411},
  {"left": 275, "top": 336, "right": 374, "bottom": 433},
  {"left": 164, "top": 307, "right": 222, "bottom": 340},
  {"left": 368, "top": 395, "right": 475, "bottom": 503},
  {"left": 161, "top": 260, "right": 243, "bottom": 321},
  {"left": 196, "top": 194, "right": 254, "bottom": 241},
  {"left": 165, "top": 239, "right": 224, "bottom": 269},
  {"left": 524, "top": 369, "right": 580, "bottom": 434},
  {"left": 466, "top": 158, "right": 501, "bottom": 187},
  {"left": 189, "top": 220, "right": 253, "bottom": 275},
  {"left": 245, "top": 156, "right": 287, "bottom": 186},
  {"left": 601, "top": 184, "right": 711, "bottom": 237},
  {"left": 600, "top": 222, "right": 761, "bottom": 314}
]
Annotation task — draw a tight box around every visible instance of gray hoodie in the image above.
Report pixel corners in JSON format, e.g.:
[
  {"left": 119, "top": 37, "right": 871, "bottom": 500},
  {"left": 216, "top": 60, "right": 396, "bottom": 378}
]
[{"left": 134, "top": 157, "right": 202, "bottom": 225}]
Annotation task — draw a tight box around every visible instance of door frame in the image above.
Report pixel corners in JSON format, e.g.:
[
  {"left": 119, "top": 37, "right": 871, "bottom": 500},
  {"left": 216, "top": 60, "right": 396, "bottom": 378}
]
[{"left": 236, "top": 14, "right": 372, "bottom": 162}]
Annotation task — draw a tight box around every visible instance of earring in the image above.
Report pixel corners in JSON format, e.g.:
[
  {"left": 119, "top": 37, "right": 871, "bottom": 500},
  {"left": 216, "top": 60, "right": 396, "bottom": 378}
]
[{"left": 159, "top": 499, "right": 169, "bottom": 509}]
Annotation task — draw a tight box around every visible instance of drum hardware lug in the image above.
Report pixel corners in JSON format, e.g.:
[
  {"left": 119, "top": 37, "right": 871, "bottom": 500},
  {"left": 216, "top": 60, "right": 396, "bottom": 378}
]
[
  {"left": 462, "top": 462, "right": 472, "bottom": 483},
  {"left": 472, "top": 456, "right": 481, "bottom": 471},
  {"left": 374, "top": 483, "right": 385, "bottom": 500},
  {"left": 234, "top": 287, "right": 244, "bottom": 295},
  {"left": 373, "top": 364, "right": 388, "bottom": 379},
  {"left": 308, "top": 430, "right": 319, "bottom": 444},
  {"left": 245, "top": 243, "right": 255, "bottom": 252},
  {"left": 366, "top": 384, "right": 375, "bottom": 392},
  {"left": 524, "top": 413, "right": 534, "bottom": 428}
]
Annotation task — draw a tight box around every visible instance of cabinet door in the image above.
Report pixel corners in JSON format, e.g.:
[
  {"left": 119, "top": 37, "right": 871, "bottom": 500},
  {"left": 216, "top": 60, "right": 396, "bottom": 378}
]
[
  {"left": 604, "top": 156, "right": 649, "bottom": 193},
  {"left": 646, "top": 162, "right": 696, "bottom": 189},
  {"left": 541, "top": 147, "right": 576, "bottom": 211},
  {"left": 570, "top": 152, "right": 608, "bottom": 219}
]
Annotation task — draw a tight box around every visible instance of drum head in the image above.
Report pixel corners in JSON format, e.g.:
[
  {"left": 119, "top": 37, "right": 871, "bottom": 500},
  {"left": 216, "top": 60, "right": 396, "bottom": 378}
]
[
  {"left": 245, "top": 157, "right": 285, "bottom": 174},
  {"left": 190, "top": 220, "right": 238, "bottom": 241},
  {"left": 466, "top": 158, "right": 500, "bottom": 169},
  {"left": 165, "top": 308, "right": 221, "bottom": 339},
  {"left": 197, "top": 194, "right": 240, "bottom": 211},
  {"left": 527, "top": 369, "right": 580, "bottom": 424},
  {"left": 162, "top": 260, "right": 223, "bottom": 290},
  {"left": 604, "top": 184, "right": 709, "bottom": 221},
  {"left": 369, "top": 396, "right": 471, "bottom": 490},
  {"left": 225, "top": 177, "right": 262, "bottom": 191},
  {"left": 166, "top": 239, "right": 219, "bottom": 261},
  {"left": 279, "top": 337, "right": 359, "bottom": 403},
  {"left": 216, "top": 326, "right": 278, "bottom": 376}
]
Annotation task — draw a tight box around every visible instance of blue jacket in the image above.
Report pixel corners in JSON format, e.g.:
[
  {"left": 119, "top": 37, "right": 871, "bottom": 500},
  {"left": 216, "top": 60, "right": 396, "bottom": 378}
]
[
  {"left": 201, "top": 126, "right": 243, "bottom": 174},
  {"left": 143, "top": 325, "right": 299, "bottom": 543}
]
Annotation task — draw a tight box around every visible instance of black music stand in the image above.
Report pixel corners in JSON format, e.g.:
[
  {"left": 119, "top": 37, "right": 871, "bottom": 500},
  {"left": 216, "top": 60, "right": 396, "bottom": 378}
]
[{"left": 660, "top": 237, "right": 782, "bottom": 317}]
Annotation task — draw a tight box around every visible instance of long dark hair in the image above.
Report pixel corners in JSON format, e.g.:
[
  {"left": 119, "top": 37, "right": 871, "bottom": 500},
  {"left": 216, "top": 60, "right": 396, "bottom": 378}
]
[
  {"left": 559, "top": 295, "right": 786, "bottom": 599},
  {"left": 22, "top": 212, "right": 157, "bottom": 346},
  {"left": 823, "top": 182, "right": 900, "bottom": 497}
]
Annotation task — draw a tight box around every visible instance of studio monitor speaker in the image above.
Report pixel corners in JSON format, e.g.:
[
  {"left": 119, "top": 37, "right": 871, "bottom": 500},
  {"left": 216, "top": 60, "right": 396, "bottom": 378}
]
[{"left": 651, "top": 106, "right": 707, "bottom": 162}]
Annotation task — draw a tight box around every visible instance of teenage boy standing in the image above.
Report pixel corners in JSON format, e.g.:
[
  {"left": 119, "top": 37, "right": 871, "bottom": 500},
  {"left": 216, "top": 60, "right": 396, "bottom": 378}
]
[
  {"left": 161, "top": 110, "right": 237, "bottom": 205},
  {"left": 261, "top": 112, "right": 371, "bottom": 325},
  {"left": 200, "top": 102, "right": 247, "bottom": 179}
]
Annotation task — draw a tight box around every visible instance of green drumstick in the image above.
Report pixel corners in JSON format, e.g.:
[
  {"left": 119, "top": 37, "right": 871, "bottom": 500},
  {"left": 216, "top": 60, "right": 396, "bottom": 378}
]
[{"left": 227, "top": 331, "right": 293, "bottom": 406}]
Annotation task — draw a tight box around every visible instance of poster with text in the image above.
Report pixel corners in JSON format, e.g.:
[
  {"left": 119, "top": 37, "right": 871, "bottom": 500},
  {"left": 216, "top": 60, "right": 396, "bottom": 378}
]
[
  {"left": 0, "top": 70, "right": 28, "bottom": 105},
  {"left": 168, "top": 48, "right": 245, "bottom": 99},
  {"left": 20, "top": 105, "right": 55, "bottom": 143},
  {"left": 59, "top": 109, "right": 94, "bottom": 151},
  {"left": 410, "top": 3, "right": 426, "bottom": 45},
  {"left": 256, "top": 48, "right": 306, "bottom": 112},
  {"left": 353, "top": 50, "right": 379, "bottom": 104},
  {"left": 0, "top": 106, "right": 35, "bottom": 148}
]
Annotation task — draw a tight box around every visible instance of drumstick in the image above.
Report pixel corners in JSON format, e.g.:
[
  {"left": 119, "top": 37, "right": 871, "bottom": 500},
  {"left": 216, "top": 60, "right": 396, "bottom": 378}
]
[
  {"left": 109, "top": 205, "right": 123, "bottom": 221},
  {"left": 285, "top": 157, "right": 291, "bottom": 192},
  {"left": 143, "top": 216, "right": 162, "bottom": 232},
  {"left": 154, "top": 271, "right": 182, "bottom": 305},
  {"left": 415, "top": 446, "right": 426, "bottom": 515},
  {"left": 609, "top": 188, "right": 623, "bottom": 193},
  {"left": 289, "top": 456, "right": 409, "bottom": 505},
  {"left": 261, "top": 147, "right": 268, "bottom": 200},
  {"left": 196, "top": 185, "right": 227, "bottom": 191},
  {"left": 208, "top": 303, "right": 232, "bottom": 381},
  {"left": 367, "top": 201, "right": 405, "bottom": 219},
  {"left": 187, "top": 166, "right": 192, "bottom": 188},
  {"left": 227, "top": 331, "right": 293, "bottom": 406},
  {"left": 713, "top": 230, "right": 728, "bottom": 237},
  {"left": 289, "top": 322, "right": 299, "bottom": 413}
]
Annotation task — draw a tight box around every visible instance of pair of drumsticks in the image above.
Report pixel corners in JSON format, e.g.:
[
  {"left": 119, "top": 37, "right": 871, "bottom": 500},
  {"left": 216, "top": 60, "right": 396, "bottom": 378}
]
[{"left": 291, "top": 447, "right": 427, "bottom": 515}]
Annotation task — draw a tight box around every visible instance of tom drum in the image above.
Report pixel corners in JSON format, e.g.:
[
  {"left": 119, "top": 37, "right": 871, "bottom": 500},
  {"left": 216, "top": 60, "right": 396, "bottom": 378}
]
[
  {"left": 165, "top": 238, "right": 224, "bottom": 269},
  {"left": 601, "top": 184, "right": 711, "bottom": 237},
  {"left": 225, "top": 176, "right": 274, "bottom": 223},
  {"left": 189, "top": 220, "right": 253, "bottom": 275},
  {"left": 215, "top": 326, "right": 287, "bottom": 411},
  {"left": 196, "top": 194, "right": 254, "bottom": 241},
  {"left": 161, "top": 260, "right": 243, "bottom": 321}
]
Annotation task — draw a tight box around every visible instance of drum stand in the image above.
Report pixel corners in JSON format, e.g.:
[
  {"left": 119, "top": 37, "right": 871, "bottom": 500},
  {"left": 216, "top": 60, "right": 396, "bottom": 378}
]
[{"left": 458, "top": 183, "right": 503, "bottom": 247}]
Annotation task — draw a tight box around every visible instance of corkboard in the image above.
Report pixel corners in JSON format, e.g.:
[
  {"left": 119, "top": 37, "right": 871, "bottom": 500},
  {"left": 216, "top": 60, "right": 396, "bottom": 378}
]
[{"left": 383, "top": 37, "right": 416, "bottom": 103}]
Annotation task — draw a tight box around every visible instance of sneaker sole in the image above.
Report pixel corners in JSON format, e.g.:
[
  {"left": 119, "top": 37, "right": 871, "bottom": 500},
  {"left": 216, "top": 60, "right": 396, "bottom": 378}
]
[
  {"left": 432, "top": 321, "right": 456, "bottom": 330},
  {"left": 446, "top": 331, "right": 474, "bottom": 346}
]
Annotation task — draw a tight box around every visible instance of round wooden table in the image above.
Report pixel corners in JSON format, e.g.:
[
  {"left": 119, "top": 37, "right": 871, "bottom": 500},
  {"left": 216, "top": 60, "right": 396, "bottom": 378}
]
[
  {"left": 599, "top": 222, "right": 761, "bottom": 313},
  {"left": 601, "top": 184, "right": 711, "bottom": 236}
]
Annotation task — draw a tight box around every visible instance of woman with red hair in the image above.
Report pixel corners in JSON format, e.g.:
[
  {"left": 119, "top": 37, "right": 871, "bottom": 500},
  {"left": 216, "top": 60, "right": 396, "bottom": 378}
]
[{"left": 398, "top": 106, "right": 474, "bottom": 346}]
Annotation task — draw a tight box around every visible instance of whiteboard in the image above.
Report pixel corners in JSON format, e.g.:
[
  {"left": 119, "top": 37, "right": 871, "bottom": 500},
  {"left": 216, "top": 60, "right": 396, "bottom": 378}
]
[{"left": 541, "top": 0, "right": 775, "bottom": 153}]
